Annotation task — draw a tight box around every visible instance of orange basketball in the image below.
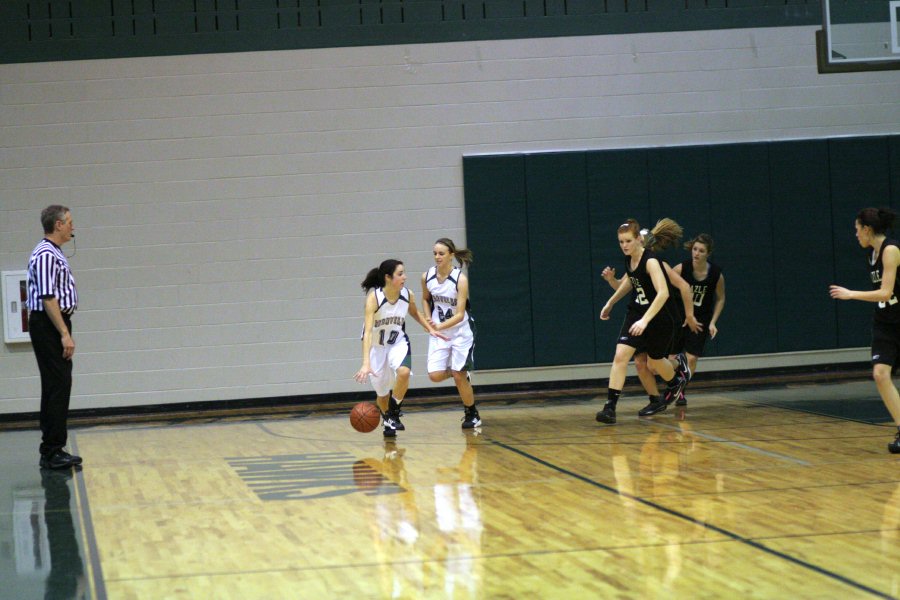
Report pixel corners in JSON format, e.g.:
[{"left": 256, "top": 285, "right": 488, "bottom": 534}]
[{"left": 350, "top": 402, "right": 381, "bottom": 433}]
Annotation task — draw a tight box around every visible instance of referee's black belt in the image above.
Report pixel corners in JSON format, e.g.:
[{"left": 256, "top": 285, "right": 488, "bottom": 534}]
[{"left": 30, "top": 310, "right": 74, "bottom": 318}]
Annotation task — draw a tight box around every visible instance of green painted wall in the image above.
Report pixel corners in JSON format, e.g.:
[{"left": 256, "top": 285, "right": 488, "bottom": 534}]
[{"left": 464, "top": 135, "right": 900, "bottom": 369}]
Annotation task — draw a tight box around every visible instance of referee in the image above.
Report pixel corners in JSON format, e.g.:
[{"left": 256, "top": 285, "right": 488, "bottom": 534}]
[{"left": 26, "top": 205, "right": 83, "bottom": 470}]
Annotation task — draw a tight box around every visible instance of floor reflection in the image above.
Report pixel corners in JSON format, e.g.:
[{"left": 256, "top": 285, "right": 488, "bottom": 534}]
[
  {"left": 366, "top": 433, "right": 483, "bottom": 598},
  {"left": 433, "top": 432, "right": 482, "bottom": 598},
  {"left": 610, "top": 418, "right": 734, "bottom": 594},
  {"left": 40, "top": 469, "right": 86, "bottom": 600}
]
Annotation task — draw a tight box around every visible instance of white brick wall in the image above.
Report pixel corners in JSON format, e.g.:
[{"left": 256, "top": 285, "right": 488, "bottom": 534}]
[{"left": 1, "top": 26, "right": 898, "bottom": 414}]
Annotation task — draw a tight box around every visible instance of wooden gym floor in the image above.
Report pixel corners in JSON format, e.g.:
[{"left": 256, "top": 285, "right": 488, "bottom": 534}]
[{"left": 2, "top": 378, "right": 899, "bottom": 599}]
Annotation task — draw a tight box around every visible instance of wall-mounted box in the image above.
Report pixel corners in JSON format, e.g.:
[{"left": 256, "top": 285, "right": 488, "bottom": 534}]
[{"left": 2, "top": 270, "right": 31, "bottom": 344}]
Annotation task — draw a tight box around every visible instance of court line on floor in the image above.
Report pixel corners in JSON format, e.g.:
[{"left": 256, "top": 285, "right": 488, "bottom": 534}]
[
  {"left": 644, "top": 420, "right": 812, "bottom": 465},
  {"left": 71, "top": 437, "right": 108, "bottom": 600},
  {"left": 491, "top": 439, "right": 895, "bottom": 600}
]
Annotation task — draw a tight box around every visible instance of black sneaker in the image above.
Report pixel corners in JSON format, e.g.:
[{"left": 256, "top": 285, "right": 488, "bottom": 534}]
[
  {"left": 675, "top": 391, "right": 687, "bottom": 407},
  {"left": 390, "top": 408, "right": 405, "bottom": 431},
  {"left": 889, "top": 431, "right": 900, "bottom": 454},
  {"left": 663, "top": 374, "right": 688, "bottom": 405},
  {"left": 596, "top": 403, "right": 616, "bottom": 424},
  {"left": 462, "top": 406, "right": 482, "bottom": 429},
  {"left": 382, "top": 414, "right": 399, "bottom": 438},
  {"left": 676, "top": 352, "right": 692, "bottom": 382},
  {"left": 638, "top": 398, "right": 668, "bottom": 417}
]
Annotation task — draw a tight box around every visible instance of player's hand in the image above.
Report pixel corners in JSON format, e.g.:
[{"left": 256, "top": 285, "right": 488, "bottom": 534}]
[
  {"left": 709, "top": 323, "right": 718, "bottom": 338},
  {"left": 602, "top": 266, "right": 616, "bottom": 283},
  {"left": 629, "top": 318, "right": 647, "bottom": 336},
  {"left": 61, "top": 333, "right": 75, "bottom": 360},
  {"left": 684, "top": 315, "right": 703, "bottom": 334},
  {"left": 600, "top": 304, "right": 612, "bottom": 320},
  {"left": 429, "top": 328, "right": 450, "bottom": 341},
  {"left": 829, "top": 285, "right": 852, "bottom": 300},
  {"left": 354, "top": 366, "right": 373, "bottom": 383}
]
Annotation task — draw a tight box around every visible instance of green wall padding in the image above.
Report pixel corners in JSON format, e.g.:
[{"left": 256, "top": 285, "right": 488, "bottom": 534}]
[
  {"left": 829, "top": 137, "right": 893, "bottom": 348},
  {"left": 707, "top": 142, "right": 775, "bottom": 355},
  {"left": 769, "top": 140, "right": 837, "bottom": 351},
  {"left": 586, "top": 149, "right": 650, "bottom": 363},
  {"left": 464, "top": 134, "right": 900, "bottom": 371},
  {"left": 525, "top": 153, "right": 596, "bottom": 366},
  {"left": 892, "top": 137, "right": 900, "bottom": 210},
  {"left": 462, "top": 154, "right": 534, "bottom": 369},
  {"left": 647, "top": 146, "right": 712, "bottom": 246}
]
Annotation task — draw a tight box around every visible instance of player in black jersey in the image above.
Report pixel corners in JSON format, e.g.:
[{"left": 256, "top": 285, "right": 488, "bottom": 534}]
[
  {"left": 600, "top": 239, "right": 701, "bottom": 415},
  {"left": 596, "top": 218, "right": 691, "bottom": 424},
  {"left": 671, "top": 233, "right": 726, "bottom": 406},
  {"left": 830, "top": 207, "right": 900, "bottom": 454}
]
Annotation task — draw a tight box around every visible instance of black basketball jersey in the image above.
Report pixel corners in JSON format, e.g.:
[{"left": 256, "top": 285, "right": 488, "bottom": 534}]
[
  {"left": 626, "top": 250, "right": 668, "bottom": 316},
  {"left": 679, "top": 260, "right": 722, "bottom": 321},
  {"left": 870, "top": 239, "right": 900, "bottom": 323}
]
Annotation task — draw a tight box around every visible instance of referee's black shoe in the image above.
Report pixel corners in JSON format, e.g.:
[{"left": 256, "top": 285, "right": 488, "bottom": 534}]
[
  {"left": 889, "top": 431, "right": 900, "bottom": 454},
  {"left": 596, "top": 403, "right": 616, "bottom": 424},
  {"left": 39, "top": 449, "right": 82, "bottom": 470}
]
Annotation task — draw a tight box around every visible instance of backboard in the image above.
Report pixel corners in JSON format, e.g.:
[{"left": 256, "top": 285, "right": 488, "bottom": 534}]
[{"left": 819, "top": 0, "right": 900, "bottom": 72}]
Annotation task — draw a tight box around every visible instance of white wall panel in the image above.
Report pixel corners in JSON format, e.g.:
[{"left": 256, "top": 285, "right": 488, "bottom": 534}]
[{"left": 2, "top": 26, "right": 899, "bottom": 414}]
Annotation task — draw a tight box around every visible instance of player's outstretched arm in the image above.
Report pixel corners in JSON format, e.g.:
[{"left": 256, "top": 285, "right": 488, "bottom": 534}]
[{"left": 354, "top": 292, "right": 377, "bottom": 383}]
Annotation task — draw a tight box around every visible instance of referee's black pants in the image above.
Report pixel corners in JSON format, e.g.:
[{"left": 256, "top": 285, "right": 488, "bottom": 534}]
[{"left": 29, "top": 310, "right": 73, "bottom": 457}]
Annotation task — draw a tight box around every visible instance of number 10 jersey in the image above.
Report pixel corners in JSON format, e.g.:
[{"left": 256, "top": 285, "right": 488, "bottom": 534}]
[{"left": 370, "top": 287, "right": 410, "bottom": 346}]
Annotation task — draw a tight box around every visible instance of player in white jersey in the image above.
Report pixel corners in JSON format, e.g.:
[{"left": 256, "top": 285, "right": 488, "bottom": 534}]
[
  {"left": 421, "top": 238, "right": 481, "bottom": 429},
  {"left": 356, "top": 259, "right": 445, "bottom": 437}
]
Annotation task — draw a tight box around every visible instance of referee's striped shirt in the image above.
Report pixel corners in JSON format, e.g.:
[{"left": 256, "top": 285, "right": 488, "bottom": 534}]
[{"left": 26, "top": 239, "right": 78, "bottom": 315}]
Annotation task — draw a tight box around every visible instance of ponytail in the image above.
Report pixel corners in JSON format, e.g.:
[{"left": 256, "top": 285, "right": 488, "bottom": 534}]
[
  {"left": 361, "top": 259, "right": 403, "bottom": 291},
  {"left": 647, "top": 218, "right": 683, "bottom": 251},
  {"left": 434, "top": 237, "right": 473, "bottom": 267}
]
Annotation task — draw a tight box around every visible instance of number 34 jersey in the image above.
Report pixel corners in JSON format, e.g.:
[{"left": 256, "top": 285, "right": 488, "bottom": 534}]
[
  {"left": 368, "top": 287, "right": 410, "bottom": 346},
  {"left": 425, "top": 266, "right": 474, "bottom": 336}
]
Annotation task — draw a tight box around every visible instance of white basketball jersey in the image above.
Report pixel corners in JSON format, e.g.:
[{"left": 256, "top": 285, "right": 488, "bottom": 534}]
[
  {"left": 425, "top": 266, "right": 473, "bottom": 335},
  {"left": 369, "top": 287, "right": 410, "bottom": 346}
]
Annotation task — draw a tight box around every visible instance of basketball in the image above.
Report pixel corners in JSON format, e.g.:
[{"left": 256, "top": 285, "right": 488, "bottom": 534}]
[{"left": 350, "top": 402, "right": 381, "bottom": 433}]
